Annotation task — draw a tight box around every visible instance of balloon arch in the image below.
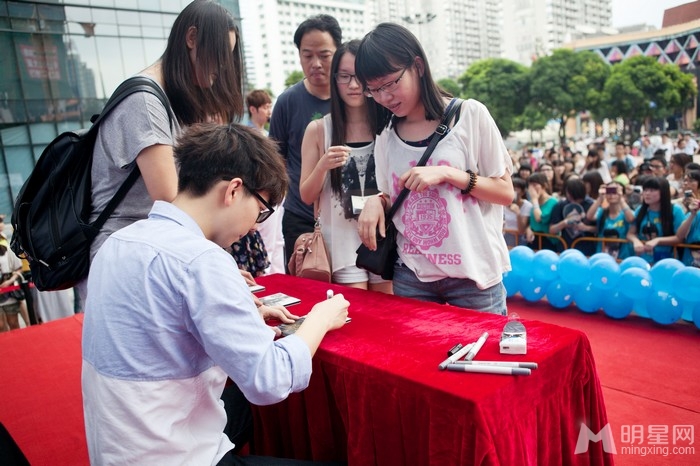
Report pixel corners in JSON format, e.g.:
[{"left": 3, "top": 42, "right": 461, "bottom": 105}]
[{"left": 504, "top": 246, "right": 700, "bottom": 329}]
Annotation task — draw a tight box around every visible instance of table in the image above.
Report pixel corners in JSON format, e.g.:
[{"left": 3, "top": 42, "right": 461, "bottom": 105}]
[
  {"left": 250, "top": 275, "right": 612, "bottom": 465},
  {"left": 0, "top": 275, "right": 611, "bottom": 465}
]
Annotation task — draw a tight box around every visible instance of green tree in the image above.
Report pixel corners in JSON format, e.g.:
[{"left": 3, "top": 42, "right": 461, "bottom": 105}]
[
  {"left": 284, "top": 70, "right": 304, "bottom": 88},
  {"left": 515, "top": 104, "right": 550, "bottom": 142},
  {"left": 529, "top": 49, "right": 609, "bottom": 145},
  {"left": 437, "top": 78, "right": 461, "bottom": 98},
  {"left": 458, "top": 58, "right": 529, "bottom": 137},
  {"left": 600, "top": 56, "right": 696, "bottom": 135}
]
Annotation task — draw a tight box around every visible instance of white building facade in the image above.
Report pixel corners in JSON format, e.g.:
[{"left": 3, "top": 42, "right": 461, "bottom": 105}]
[
  {"left": 241, "top": 0, "right": 506, "bottom": 94},
  {"left": 365, "top": 0, "right": 503, "bottom": 79},
  {"left": 240, "top": 0, "right": 367, "bottom": 97},
  {"left": 502, "top": 0, "right": 612, "bottom": 65}
]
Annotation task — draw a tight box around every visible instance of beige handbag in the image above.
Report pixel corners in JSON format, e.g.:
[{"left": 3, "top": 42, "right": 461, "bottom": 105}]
[{"left": 287, "top": 204, "right": 331, "bottom": 282}]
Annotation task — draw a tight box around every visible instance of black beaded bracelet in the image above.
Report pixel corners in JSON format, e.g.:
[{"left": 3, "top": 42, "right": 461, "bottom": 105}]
[{"left": 461, "top": 169, "right": 477, "bottom": 195}]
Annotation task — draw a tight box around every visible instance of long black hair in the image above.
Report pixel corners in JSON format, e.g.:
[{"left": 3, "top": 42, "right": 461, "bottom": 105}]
[
  {"left": 635, "top": 176, "right": 674, "bottom": 237},
  {"left": 328, "top": 40, "right": 371, "bottom": 197},
  {"left": 355, "top": 23, "right": 450, "bottom": 135},
  {"left": 162, "top": 0, "right": 243, "bottom": 125}
]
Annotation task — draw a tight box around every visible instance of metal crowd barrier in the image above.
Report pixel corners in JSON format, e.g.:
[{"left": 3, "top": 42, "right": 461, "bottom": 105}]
[{"left": 504, "top": 228, "right": 700, "bottom": 264}]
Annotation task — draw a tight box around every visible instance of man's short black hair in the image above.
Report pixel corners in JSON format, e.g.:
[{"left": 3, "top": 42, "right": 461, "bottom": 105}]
[
  {"left": 174, "top": 123, "right": 288, "bottom": 206},
  {"left": 293, "top": 14, "right": 342, "bottom": 49}
]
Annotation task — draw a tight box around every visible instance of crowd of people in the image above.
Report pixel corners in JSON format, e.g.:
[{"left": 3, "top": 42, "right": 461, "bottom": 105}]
[{"left": 504, "top": 135, "right": 700, "bottom": 266}]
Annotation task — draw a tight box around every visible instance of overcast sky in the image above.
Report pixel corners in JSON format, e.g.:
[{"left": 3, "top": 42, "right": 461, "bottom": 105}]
[{"left": 611, "top": 0, "right": 691, "bottom": 28}]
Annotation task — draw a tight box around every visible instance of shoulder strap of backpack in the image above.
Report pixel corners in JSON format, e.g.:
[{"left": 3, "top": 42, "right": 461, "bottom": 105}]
[{"left": 90, "top": 76, "right": 174, "bottom": 232}]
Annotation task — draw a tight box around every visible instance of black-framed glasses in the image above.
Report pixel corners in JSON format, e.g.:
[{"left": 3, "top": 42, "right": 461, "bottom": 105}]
[
  {"left": 649, "top": 163, "right": 664, "bottom": 169},
  {"left": 222, "top": 178, "right": 274, "bottom": 223},
  {"left": 363, "top": 67, "right": 408, "bottom": 98},
  {"left": 334, "top": 73, "right": 359, "bottom": 85}
]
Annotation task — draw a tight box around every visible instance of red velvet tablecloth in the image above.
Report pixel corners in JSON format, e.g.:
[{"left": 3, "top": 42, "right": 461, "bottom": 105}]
[{"left": 251, "top": 275, "right": 612, "bottom": 466}]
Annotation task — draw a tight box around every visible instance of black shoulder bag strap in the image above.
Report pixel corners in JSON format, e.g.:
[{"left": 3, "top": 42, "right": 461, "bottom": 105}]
[
  {"left": 90, "top": 76, "right": 175, "bottom": 234},
  {"left": 385, "top": 97, "right": 464, "bottom": 222}
]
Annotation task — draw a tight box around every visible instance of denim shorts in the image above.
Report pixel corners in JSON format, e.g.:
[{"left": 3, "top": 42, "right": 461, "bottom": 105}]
[{"left": 392, "top": 264, "right": 507, "bottom": 315}]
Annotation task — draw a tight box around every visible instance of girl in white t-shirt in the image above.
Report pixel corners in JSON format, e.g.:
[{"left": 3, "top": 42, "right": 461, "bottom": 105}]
[{"left": 355, "top": 23, "right": 514, "bottom": 314}]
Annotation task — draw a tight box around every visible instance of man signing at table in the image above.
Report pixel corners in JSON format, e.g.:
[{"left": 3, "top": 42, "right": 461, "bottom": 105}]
[{"left": 81, "top": 122, "right": 349, "bottom": 465}]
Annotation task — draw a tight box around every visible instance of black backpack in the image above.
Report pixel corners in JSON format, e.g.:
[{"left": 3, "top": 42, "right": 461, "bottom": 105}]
[{"left": 10, "top": 76, "right": 173, "bottom": 291}]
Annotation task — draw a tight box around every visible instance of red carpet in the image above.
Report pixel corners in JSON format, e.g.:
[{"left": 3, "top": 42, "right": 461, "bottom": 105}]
[{"left": 509, "top": 297, "right": 700, "bottom": 465}]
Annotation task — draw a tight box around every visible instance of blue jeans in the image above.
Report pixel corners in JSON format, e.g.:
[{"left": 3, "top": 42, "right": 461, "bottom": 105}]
[{"left": 392, "top": 264, "right": 507, "bottom": 315}]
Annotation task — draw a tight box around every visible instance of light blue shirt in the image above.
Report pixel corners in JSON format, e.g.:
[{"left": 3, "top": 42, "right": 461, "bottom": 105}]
[
  {"left": 82, "top": 201, "right": 311, "bottom": 464},
  {"left": 681, "top": 213, "right": 700, "bottom": 266}
]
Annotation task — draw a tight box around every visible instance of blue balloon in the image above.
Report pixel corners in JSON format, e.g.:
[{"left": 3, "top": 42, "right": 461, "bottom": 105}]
[
  {"left": 633, "top": 299, "right": 650, "bottom": 318},
  {"left": 602, "top": 290, "right": 633, "bottom": 319},
  {"left": 650, "top": 258, "right": 685, "bottom": 293},
  {"left": 573, "top": 282, "right": 601, "bottom": 313},
  {"left": 619, "top": 256, "right": 651, "bottom": 272},
  {"left": 589, "top": 253, "right": 616, "bottom": 266},
  {"left": 559, "top": 253, "right": 591, "bottom": 286},
  {"left": 619, "top": 268, "right": 653, "bottom": 300},
  {"left": 502, "top": 271, "right": 521, "bottom": 298},
  {"left": 680, "top": 299, "right": 695, "bottom": 322},
  {"left": 545, "top": 280, "right": 574, "bottom": 309},
  {"left": 692, "top": 301, "right": 700, "bottom": 330},
  {"left": 559, "top": 249, "right": 584, "bottom": 259},
  {"left": 509, "top": 246, "right": 535, "bottom": 277},
  {"left": 590, "top": 259, "right": 621, "bottom": 290},
  {"left": 532, "top": 250, "right": 560, "bottom": 282},
  {"left": 520, "top": 276, "right": 548, "bottom": 302},
  {"left": 647, "top": 290, "right": 683, "bottom": 325},
  {"left": 672, "top": 267, "right": 700, "bottom": 303}
]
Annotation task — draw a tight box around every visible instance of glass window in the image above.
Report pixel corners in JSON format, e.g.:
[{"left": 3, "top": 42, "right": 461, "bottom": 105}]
[
  {"left": 4, "top": 145, "right": 36, "bottom": 211},
  {"left": 0, "top": 100, "right": 26, "bottom": 124},
  {"left": 161, "top": 13, "right": 176, "bottom": 30},
  {"left": 10, "top": 17, "right": 37, "bottom": 32},
  {"left": 139, "top": 0, "right": 161, "bottom": 11},
  {"left": 56, "top": 120, "right": 84, "bottom": 134},
  {"left": 120, "top": 37, "right": 147, "bottom": 73},
  {"left": 96, "top": 23, "right": 119, "bottom": 35},
  {"left": 37, "top": 4, "right": 65, "bottom": 21},
  {"left": 0, "top": 125, "right": 30, "bottom": 146},
  {"left": 141, "top": 26, "right": 164, "bottom": 39},
  {"left": 28, "top": 122, "right": 56, "bottom": 144},
  {"left": 67, "top": 36, "right": 105, "bottom": 98},
  {"left": 91, "top": 8, "right": 116, "bottom": 25},
  {"left": 120, "top": 0, "right": 138, "bottom": 9},
  {"left": 40, "top": 20, "right": 65, "bottom": 33},
  {"left": 7, "top": 2, "right": 35, "bottom": 19},
  {"left": 94, "top": 37, "right": 125, "bottom": 95},
  {"left": 64, "top": 6, "right": 92, "bottom": 23},
  {"left": 143, "top": 38, "right": 166, "bottom": 64},
  {"left": 90, "top": 0, "right": 115, "bottom": 8},
  {"left": 119, "top": 25, "right": 141, "bottom": 37},
  {"left": 116, "top": 10, "right": 139, "bottom": 26},
  {"left": 139, "top": 11, "right": 162, "bottom": 28}
]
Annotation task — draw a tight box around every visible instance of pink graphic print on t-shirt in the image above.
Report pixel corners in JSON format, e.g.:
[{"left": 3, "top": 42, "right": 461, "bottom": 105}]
[{"left": 401, "top": 189, "right": 451, "bottom": 249}]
